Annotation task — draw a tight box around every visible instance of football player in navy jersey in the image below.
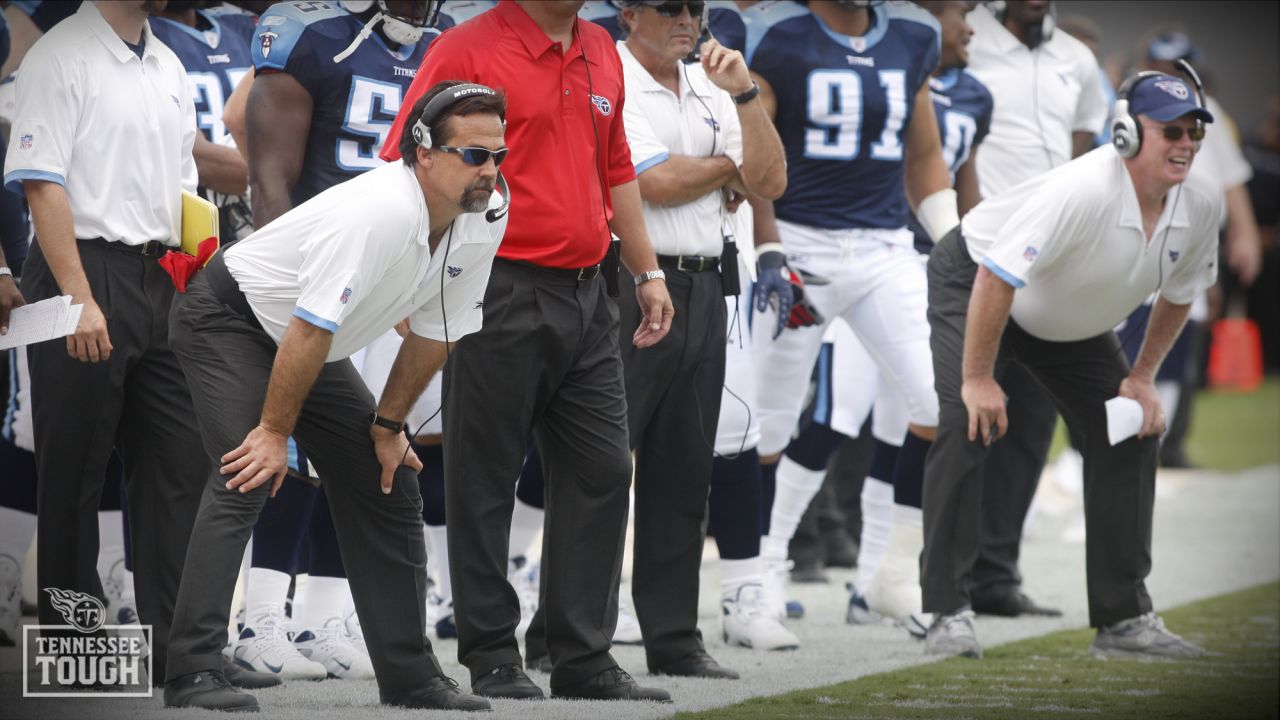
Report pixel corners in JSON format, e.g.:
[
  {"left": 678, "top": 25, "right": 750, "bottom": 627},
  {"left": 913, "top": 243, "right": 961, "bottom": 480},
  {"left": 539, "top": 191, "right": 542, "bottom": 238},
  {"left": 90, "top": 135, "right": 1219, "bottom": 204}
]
[
  {"left": 224, "top": 0, "right": 441, "bottom": 682},
  {"left": 743, "top": 0, "right": 958, "bottom": 624},
  {"left": 151, "top": 1, "right": 256, "bottom": 241}
]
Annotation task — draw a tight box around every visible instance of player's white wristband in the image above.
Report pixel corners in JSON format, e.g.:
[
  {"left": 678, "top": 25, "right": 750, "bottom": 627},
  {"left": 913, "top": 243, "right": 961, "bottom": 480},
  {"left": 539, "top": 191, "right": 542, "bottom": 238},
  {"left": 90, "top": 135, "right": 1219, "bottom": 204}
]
[
  {"left": 755, "top": 242, "right": 785, "bottom": 257},
  {"left": 918, "top": 188, "right": 960, "bottom": 244}
]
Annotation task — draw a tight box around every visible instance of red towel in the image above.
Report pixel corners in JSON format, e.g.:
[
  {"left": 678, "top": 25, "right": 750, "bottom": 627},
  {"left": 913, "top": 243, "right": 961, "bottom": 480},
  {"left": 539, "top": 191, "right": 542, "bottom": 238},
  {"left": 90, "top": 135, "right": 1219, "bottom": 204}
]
[{"left": 158, "top": 237, "right": 219, "bottom": 292}]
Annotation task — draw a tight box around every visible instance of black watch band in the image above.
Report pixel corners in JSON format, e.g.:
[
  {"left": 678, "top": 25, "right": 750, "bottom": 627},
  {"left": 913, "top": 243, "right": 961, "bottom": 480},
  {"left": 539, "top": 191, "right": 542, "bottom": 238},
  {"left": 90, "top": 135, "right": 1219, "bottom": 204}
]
[
  {"left": 369, "top": 410, "right": 406, "bottom": 433},
  {"left": 732, "top": 81, "right": 761, "bottom": 105}
]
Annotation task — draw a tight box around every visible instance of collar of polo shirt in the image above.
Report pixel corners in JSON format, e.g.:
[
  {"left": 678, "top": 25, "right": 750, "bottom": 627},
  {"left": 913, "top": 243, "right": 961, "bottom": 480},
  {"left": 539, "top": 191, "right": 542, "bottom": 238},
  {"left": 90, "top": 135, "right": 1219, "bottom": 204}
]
[
  {"left": 82, "top": 2, "right": 160, "bottom": 64},
  {"left": 496, "top": 0, "right": 602, "bottom": 65}
]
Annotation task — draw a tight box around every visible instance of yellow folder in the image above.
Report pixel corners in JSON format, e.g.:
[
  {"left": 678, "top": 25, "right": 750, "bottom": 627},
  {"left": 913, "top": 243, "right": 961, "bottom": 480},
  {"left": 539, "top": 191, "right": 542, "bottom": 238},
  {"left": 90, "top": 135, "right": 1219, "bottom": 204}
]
[{"left": 180, "top": 190, "right": 220, "bottom": 259}]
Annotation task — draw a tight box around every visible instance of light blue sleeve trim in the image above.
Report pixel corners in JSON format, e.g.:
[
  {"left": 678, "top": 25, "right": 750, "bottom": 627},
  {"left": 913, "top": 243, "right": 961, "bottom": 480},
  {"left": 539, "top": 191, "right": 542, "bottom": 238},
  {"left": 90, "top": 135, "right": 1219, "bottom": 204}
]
[
  {"left": 980, "top": 257, "right": 1026, "bottom": 289},
  {"left": 743, "top": 1, "right": 808, "bottom": 66},
  {"left": 634, "top": 151, "right": 669, "bottom": 175},
  {"left": 886, "top": 1, "right": 942, "bottom": 54},
  {"left": 292, "top": 306, "right": 339, "bottom": 333},
  {"left": 4, "top": 169, "right": 65, "bottom": 196}
]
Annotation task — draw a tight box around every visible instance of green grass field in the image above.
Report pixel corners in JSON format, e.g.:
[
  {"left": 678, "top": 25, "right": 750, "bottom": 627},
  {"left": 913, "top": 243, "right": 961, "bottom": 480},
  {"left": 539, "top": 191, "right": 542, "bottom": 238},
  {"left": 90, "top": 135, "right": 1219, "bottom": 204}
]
[
  {"left": 1049, "top": 378, "right": 1280, "bottom": 471},
  {"left": 677, "top": 583, "right": 1280, "bottom": 720}
]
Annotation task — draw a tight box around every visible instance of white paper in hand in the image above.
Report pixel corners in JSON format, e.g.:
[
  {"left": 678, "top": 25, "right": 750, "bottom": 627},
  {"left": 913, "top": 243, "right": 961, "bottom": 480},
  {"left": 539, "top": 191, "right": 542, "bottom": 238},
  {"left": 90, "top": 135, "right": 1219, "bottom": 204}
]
[
  {"left": 0, "top": 295, "right": 84, "bottom": 350},
  {"left": 1105, "top": 396, "right": 1144, "bottom": 446}
]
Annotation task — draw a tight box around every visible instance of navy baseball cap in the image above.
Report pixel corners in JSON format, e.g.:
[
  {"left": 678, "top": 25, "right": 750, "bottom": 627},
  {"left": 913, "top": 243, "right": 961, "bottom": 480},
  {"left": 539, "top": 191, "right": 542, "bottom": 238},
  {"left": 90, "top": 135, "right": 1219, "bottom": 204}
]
[{"left": 1130, "top": 74, "right": 1214, "bottom": 124}]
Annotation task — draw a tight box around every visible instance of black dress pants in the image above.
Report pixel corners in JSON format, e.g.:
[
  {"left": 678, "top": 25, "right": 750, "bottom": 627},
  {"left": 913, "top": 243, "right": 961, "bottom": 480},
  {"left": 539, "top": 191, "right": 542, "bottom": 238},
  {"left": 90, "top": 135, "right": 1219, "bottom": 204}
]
[
  {"left": 164, "top": 271, "right": 444, "bottom": 692},
  {"left": 443, "top": 259, "right": 632, "bottom": 690},
  {"left": 921, "top": 231, "right": 1158, "bottom": 627},
  {"left": 618, "top": 265, "right": 725, "bottom": 670},
  {"left": 24, "top": 239, "right": 207, "bottom": 683}
]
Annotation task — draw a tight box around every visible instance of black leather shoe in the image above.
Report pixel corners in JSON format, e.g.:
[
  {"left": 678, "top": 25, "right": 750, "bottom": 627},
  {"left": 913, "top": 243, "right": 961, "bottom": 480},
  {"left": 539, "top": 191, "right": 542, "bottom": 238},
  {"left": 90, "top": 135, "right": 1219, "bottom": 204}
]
[
  {"left": 650, "top": 650, "right": 739, "bottom": 679},
  {"left": 164, "top": 670, "right": 259, "bottom": 712},
  {"left": 380, "top": 675, "right": 492, "bottom": 711},
  {"left": 223, "top": 659, "right": 283, "bottom": 689},
  {"left": 972, "top": 591, "right": 1063, "bottom": 618},
  {"left": 525, "top": 653, "right": 552, "bottom": 674},
  {"left": 472, "top": 663, "right": 545, "bottom": 699},
  {"left": 552, "top": 666, "right": 672, "bottom": 702}
]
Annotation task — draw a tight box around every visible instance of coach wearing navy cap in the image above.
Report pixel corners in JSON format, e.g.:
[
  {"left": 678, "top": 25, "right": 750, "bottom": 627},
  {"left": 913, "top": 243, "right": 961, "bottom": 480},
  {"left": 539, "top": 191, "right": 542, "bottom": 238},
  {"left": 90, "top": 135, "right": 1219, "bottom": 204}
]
[{"left": 920, "top": 70, "right": 1219, "bottom": 661}]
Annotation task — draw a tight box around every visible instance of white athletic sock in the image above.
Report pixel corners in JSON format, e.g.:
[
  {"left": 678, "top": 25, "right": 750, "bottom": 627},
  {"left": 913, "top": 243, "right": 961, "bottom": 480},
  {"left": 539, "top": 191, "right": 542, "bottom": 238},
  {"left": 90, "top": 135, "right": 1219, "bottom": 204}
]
[
  {"left": 891, "top": 503, "right": 923, "bottom": 528},
  {"left": 96, "top": 510, "right": 125, "bottom": 580},
  {"left": 244, "top": 568, "right": 292, "bottom": 625},
  {"left": 854, "top": 477, "right": 894, "bottom": 595},
  {"left": 293, "top": 575, "right": 352, "bottom": 632},
  {"left": 763, "top": 456, "right": 827, "bottom": 556},
  {"left": 0, "top": 508, "right": 36, "bottom": 565},
  {"left": 508, "top": 498, "right": 544, "bottom": 561},
  {"left": 425, "top": 524, "right": 452, "bottom": 603},
  {"left": 719, "top": 556, "right": 761, "bottom": 598}
]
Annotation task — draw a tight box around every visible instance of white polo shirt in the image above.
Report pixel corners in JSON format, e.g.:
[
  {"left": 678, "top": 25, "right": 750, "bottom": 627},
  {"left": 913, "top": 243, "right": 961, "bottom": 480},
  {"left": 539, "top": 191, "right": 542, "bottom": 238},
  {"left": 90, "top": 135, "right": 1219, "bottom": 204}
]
[
  {"left": 3, "top": 2, "right": 197, "bottom": 245},
  {"left": 618, "top": 41, "right": 744, "bottom": 257},
  {"left": 965, "top": 5, "right": 1107, "bottom": 197},
  {"left": 960, "top": 145, "right": 1220, "bottom": 342},
  {"left": 224, "top": 162, "right": 506, "bottom": 362}
]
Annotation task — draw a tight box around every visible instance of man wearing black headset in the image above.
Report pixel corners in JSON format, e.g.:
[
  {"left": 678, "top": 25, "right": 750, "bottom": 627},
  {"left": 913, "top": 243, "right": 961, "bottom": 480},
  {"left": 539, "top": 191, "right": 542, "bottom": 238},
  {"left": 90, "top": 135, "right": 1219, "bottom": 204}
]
[
  {"left": 921, "top": 71, "right": 1219, "bottom": 661},
  {"left": 161, "top": 82, "right": 506, "bottom": 713}
]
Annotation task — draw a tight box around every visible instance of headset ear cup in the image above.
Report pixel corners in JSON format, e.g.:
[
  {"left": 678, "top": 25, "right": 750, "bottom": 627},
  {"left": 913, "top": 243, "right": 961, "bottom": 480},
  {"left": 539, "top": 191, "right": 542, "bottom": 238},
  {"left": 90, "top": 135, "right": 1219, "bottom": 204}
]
[{"left": 1111, "top": 100, "right": 1141, "bottom": 159}]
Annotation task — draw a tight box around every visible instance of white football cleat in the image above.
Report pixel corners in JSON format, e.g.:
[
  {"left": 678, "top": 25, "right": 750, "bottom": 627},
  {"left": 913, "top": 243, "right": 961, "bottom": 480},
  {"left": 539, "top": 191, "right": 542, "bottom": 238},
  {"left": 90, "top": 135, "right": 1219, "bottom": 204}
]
[
  {"left": 760, "top": 557, "right": 793, "bottom": 622},
  {"left": 721, "top": 584, "right": 799, "bottom": 651},
  {"left": 865, "top": 520, "right": 924, "bottom": 623},
  {"left": 230, "top": 604, "right": 326, "bottom": 680},
  {"left": 295, "top": 617, "right": 376, "bottom": 680},
  {"left": 343, "top": 610, "right": 368, "bottom": 656}
]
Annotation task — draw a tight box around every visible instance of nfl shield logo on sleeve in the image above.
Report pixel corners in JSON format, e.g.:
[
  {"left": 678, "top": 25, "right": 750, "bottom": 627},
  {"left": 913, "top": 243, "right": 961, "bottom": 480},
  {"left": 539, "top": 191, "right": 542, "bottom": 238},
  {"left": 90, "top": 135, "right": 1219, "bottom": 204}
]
[
  {"left": 1023, "top": 246, "right": 1039, "bottom": 263},
  {"left": 19, "top": 134, "right": 32, "bottom": 150}
]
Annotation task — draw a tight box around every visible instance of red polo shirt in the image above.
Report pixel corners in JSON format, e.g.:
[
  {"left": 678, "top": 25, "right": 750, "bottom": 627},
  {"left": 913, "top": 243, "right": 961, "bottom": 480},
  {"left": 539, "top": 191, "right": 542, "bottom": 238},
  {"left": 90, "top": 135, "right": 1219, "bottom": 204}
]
[{"left": 380, "top": 1, "right": 634, "bottom": 269}]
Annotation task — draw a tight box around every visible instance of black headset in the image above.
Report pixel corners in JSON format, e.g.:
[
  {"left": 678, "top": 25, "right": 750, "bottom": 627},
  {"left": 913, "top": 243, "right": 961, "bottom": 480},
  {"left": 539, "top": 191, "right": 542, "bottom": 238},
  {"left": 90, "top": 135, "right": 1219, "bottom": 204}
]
[
  {"left": 410, "top": 82, "right": 511, "bottom": 223},
  {"left": 1112, "top": 59, "right": 1207, "bottom": 160}
]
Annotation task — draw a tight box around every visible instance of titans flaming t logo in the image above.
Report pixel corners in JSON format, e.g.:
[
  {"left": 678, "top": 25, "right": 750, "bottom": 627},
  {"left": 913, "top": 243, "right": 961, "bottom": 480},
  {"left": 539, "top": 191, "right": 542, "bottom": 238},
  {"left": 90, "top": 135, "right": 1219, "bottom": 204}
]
[{"left": 44, "top": 587, "right": 105, "bottom": 633}]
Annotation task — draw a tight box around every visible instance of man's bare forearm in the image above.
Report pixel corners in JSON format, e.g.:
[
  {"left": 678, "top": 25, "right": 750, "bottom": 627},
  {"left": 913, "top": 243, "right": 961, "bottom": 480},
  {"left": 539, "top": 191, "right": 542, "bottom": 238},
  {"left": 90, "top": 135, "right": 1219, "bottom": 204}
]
[
  {"left": 610, "top": 179, "right": 661, "bottom": 275},
  {"left": 1130, "top": 297, "right": 1191, "bottom": 382},
  {"left": 735, "top": 95, "right": 787, "bottom": 200},
  {"left": 194, "top": 133, "right": 248, "bottom": 195},
  {"left": 637, "top": 155, "right": 736, "bottom": 206},
  {"left": 377, "top": 332, "right": 451, "bottom": 424},
  {"left": 260, "top": 316, "right": 333, "bottom": 436},
  {"left": 25, "top": 180, "right": 91, "bottom": 302},
  {"left": 962, "top": 265, "right": 1015, "bottom": 381}
]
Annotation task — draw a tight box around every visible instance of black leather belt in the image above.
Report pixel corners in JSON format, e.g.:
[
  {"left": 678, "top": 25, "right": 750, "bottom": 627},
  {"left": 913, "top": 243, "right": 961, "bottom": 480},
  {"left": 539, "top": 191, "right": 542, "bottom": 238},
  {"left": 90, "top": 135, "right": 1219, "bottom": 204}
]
[
  {"left": 204, "top": 252, "right": 264, "bottom": 332},
  {"left": 511, "top": 259, "right": 602, "bottom": 280},
  {"left": 657, "top": 254, "right": 720, "bottom": 272},
  {"left": 80, "top": 237, "right": 171, "bottom": 259}
]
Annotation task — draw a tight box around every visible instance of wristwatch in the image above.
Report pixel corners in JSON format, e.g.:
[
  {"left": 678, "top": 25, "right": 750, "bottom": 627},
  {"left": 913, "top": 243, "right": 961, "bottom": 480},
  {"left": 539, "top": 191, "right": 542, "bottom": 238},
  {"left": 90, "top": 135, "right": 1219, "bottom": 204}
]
[
  {"left": 368, "top": 410, "right": 406, "bottom": 433},
  {"left": 634, "top": 269, "right": 666, "bottom": 286},
  {"left": 0, "top": 267, "right": 12, "bottom": 279},
  {"left": 732, "top": 82, "right": 761, "bottom": 105}
]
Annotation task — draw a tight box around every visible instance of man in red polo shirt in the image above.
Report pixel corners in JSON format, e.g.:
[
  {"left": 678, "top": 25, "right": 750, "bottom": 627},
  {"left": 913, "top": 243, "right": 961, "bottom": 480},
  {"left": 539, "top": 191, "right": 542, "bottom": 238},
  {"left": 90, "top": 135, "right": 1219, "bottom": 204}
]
[{"left": 382, "top": 0, "right": 674, "bottom": 704}]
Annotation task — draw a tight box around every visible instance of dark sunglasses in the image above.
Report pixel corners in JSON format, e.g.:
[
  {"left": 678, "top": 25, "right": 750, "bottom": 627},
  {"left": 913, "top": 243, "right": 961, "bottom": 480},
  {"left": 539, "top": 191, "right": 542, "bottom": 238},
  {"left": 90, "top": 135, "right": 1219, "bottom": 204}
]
[
  {"left": 642, "top": 0, "right": 706, "bottom": 18},
  {"left": 436, "top": 145, "right": 508, "bottom": 167},
  {"left": 1159, "top": 125, "right": 1205, "bottom": 142}
]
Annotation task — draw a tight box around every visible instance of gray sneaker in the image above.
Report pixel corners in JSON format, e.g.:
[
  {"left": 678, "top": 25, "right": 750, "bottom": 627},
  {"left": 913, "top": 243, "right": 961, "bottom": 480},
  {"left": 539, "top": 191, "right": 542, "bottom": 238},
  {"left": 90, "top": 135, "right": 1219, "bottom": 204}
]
[
  {"left": 1090, "top": 612, "right": 1206, "bottom": 659},
  {"left": 925, "top": 609, "right": 982, "bottom": 659}
]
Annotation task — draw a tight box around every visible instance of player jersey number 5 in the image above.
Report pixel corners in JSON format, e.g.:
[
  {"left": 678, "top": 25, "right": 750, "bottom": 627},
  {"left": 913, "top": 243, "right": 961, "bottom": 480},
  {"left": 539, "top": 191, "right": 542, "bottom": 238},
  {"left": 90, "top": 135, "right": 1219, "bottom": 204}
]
[
  {"left": 339, "top": 76, "right": 404, "bottom": 171},
  {"left": 805, "top": 69, "right": 909, "bottom": 161}
]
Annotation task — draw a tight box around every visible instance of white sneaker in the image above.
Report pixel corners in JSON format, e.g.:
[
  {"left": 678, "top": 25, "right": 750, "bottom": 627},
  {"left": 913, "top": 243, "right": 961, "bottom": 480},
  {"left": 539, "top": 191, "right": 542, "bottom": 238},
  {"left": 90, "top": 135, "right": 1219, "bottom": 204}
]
[
  {"left": 295, "top": 617, "right": 376, "bottom": 679},
  {"left": 230, "top": 604, "right": 327, "bottom": 680},
  {"left": 1090, "top": 612, "right": 1206, "bottom": 659},
  {"left": 865, "top": 521, "right": 923, "bottom": 622},
  {"left": 507, "top": 556, "right": 539, "bottom": 640},
  {"left": 100, "top": 557, "right": 125, "bottom": 607},
  {"left": 343, "top": 610, "right": 368, "bottom": 656},
  {"left": 721, "top": 584, "right": 799, "bottom": 651},
  {"left": 925, "top": 609, "right": 982, "bottom": 659},
  {"left": 613, "top": 589, "right": 642, "bottom": 645},
  {"left": 0, "top": 554, "right": 21, "bottom": 647},
  {"left": 761, "top": 557, "right": 792, "bottom": 622}
]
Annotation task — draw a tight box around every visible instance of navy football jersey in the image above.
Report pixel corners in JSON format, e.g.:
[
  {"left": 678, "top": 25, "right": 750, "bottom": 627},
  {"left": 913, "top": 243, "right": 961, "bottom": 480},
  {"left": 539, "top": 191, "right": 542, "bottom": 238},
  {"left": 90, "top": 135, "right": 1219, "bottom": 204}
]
[
  {"left": 745, "top": 1, "right": 939, "bottom": 230},
  {"left": 909, "top": 66, "right": 992, "bottom": 251},
  {"left": 252, "top": 1, "right": 432, "bottom": 205},
  {"left": 706, "top": 1, "right": 746, "bottom": 53},
  {"left": 578, "top": 0, "right": 622, "bottom": 41},
  {"left": 150, "top": 6, "right": 257, "bottom": 145}
]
